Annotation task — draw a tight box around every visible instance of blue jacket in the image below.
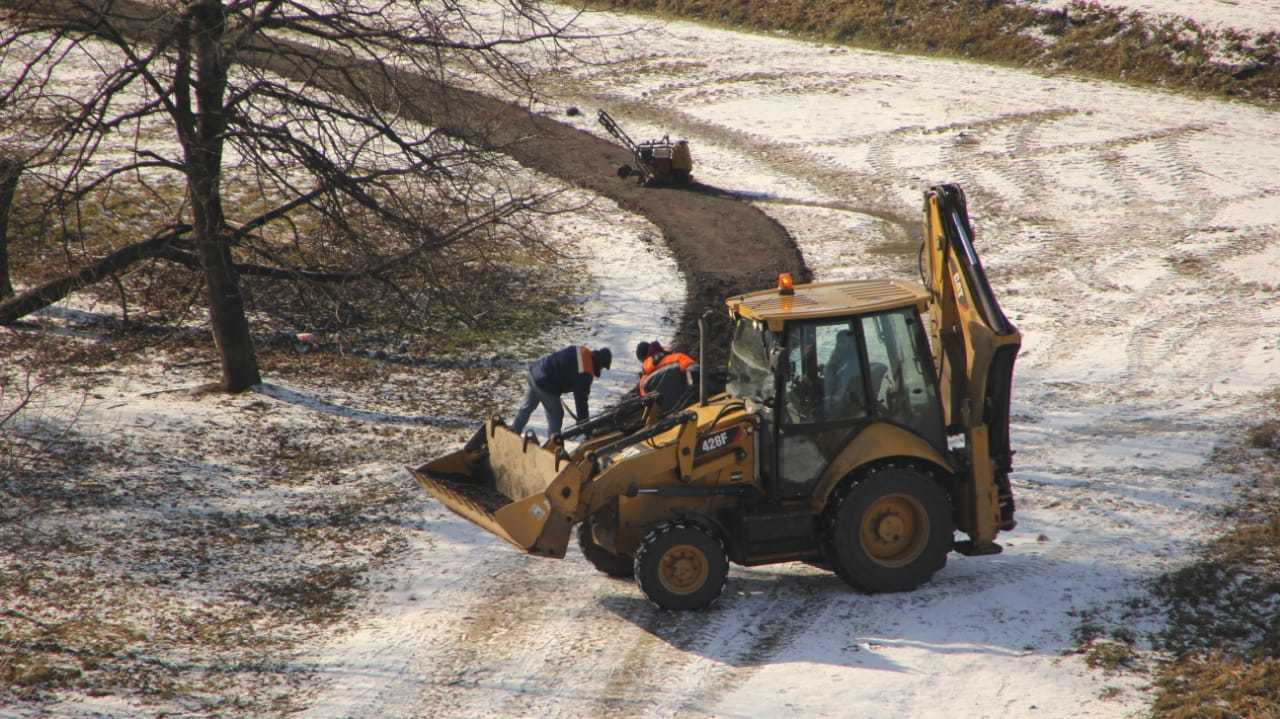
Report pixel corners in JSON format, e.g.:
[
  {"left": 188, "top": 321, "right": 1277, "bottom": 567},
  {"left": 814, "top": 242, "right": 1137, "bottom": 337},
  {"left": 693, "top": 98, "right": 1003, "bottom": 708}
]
[{"left": 530, "top": 346, "right": 597, "bottom": 420}]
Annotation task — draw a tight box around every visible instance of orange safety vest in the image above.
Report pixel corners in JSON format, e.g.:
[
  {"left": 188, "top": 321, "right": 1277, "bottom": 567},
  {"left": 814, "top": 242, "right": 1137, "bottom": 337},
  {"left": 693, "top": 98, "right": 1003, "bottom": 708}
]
[{"left": 639, "top": 350, "right": 696, "bottom": 395}]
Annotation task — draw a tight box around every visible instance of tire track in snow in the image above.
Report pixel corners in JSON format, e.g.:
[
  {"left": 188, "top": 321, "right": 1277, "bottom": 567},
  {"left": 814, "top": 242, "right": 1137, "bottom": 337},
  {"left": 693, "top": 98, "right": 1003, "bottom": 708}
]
[
  {"left": 549, "top": 569, "right": 841, "bottom": 718},
  {"left": 1107, "top": 131, "right": 1254, "bottom": 399},
  {"left": 825, "top": 108, "right": 1079, "bottom": 150},
  {"left": 669, "top": 574, "right": 838, "bottom": 717},
  {"left": 483, "top": 568, "right": 654, "bottom": 719},
  {"left": 564, "top": 88, "right": 919, "bottom": 240},
  {"left": 1009, "top": 119, "right": 1054, "bottom": 205},
  {"left": 587, "top": 601, "right": 730, "bottom": 717},
  {"left": 413, "top": 553, "right": 554, "bottom": 713},
  {"left": 1120, "top": 247, "right": 1268, "bottom": 398},
  {"left": 959, "top": 119, "right": 1224, "bottom": 385},
  {"left": 969, "top": 122, "right": 1209, "bottom": 163}
]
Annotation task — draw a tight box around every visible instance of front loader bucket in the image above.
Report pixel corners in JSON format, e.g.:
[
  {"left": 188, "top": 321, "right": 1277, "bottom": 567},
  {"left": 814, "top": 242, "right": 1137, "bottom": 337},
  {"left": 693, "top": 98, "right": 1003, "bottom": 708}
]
[{"left": 411, "top": 420, "right": 574, "bottom": 557}]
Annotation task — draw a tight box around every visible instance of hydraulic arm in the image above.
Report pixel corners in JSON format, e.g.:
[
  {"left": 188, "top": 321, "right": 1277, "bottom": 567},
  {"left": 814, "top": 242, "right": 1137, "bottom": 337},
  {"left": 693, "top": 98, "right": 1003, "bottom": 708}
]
[{"left": 922, "top": 184, "right": 1022, "bottom": 553}]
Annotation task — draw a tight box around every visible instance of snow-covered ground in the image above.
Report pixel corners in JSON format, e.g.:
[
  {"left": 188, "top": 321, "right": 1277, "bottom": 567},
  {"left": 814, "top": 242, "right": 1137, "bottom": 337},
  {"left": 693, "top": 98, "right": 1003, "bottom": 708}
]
[
  {"left": 1020, "top": 0, "right": 1280, "bottom": 34},
  {"left": 9, "top": 0, "right": 1280, "bottom": 716},
  {"left": 296, "top": 5, "right": 1280, "bottom": 719},
  {"left": 510, "top": 189, "right": 684, "bottom": 437}
]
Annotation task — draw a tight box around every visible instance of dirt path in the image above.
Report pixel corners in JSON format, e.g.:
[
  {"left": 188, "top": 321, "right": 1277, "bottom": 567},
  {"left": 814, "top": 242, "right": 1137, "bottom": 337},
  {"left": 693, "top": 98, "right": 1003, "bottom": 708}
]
[
  {"left": 242, "top": 44, "right": 808, "bottom": 370},
  {"left": 33, "top": 0, "right": 807, "bottom": 368}
]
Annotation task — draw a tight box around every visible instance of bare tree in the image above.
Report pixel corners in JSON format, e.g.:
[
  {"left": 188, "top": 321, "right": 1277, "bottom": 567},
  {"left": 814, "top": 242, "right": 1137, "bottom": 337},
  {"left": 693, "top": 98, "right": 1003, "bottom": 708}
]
[
  {"left": 0, "top": 157, "right": 17, "bottom": 299},
  {"left": 0, "top": 0, "right": 584, "bottom": 391}
]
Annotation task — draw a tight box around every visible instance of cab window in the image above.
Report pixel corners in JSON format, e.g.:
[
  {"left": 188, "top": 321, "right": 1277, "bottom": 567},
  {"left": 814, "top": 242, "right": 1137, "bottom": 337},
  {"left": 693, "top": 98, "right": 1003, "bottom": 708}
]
[
  {"left": 861, "top": 308, "right": 944, "bottom": 448},
  {"left": 726, "top": 317, "right": 776, "bottom": 403},
  {"left": 782, "top": 319, "right": 867, "bottom": 425}
]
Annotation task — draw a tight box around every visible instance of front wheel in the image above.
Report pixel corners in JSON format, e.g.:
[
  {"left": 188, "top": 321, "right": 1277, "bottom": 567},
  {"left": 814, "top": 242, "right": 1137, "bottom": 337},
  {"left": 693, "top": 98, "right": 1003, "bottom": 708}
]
[
  {"left": 827, "top": 467, "right": 953, "bottom": 593},
  {"left": 634, "top": 521, "right": 728, "bottom": 610}
]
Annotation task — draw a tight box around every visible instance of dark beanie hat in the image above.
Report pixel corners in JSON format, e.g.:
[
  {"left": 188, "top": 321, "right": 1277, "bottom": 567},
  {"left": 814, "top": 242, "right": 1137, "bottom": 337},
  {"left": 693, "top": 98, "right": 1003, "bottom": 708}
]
[
  {"left": 635, "top": 341, "right": 651, "bottom": 362},
  {"left": 592, "top": 347, "right": 612, "bottom": 375}
]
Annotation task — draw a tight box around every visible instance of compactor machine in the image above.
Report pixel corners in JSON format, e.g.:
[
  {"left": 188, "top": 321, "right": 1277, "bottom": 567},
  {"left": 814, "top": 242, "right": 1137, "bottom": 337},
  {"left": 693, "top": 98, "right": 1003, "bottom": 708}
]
[
  {"left": 597, "top": 109, "right": 693, "bottom": 186},
  {"left": 414, "top": 184, "right": 1021, "bottom": 610}
]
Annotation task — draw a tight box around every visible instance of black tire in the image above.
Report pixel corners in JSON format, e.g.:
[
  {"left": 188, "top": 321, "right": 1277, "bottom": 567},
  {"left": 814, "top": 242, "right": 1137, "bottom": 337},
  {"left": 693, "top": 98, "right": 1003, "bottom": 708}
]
[
  {"left": 672, "top": 169, "right": 692, "bottom": 185},
  {"left": 577, "top": 521, "right": 634, "bottom": 578},
  {"left": 827, "top": 467, "right": 952, "bottom": 593},
  {"left": 634, "top": 521, "right": 728, "bottom": 611}
]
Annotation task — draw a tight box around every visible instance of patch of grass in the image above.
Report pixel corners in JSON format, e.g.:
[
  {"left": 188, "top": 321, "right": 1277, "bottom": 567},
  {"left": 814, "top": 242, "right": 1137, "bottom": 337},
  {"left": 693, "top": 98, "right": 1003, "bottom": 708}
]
[
  {"left": 1154, "top": 653, "right": 1280, "bottom": 718},
  {"left": 1248, "top": 420, "right": 1280, "bottom": 453},
  {"left": 246, "top": 567, "right": 363, "bottom": 620},
  {"left": 1084, "top": 639, "right": 1138, "bottom": 671},
  {"left": 586, "top": 0, "right": 1280, "bottom": 107},
  {"left": 5, "top": 160, "right": 586, "bottom": 367},
  {"left": 1073, "top": 615, "right": 1105, "bottom": 644},
  {"left": 1168, "top": 256, "right": 1209, "bottom": 278},
  {"left": 1147, "top": 411, "right": 1280, "bottom": 717},
  {"left": 1071, "top": 612, "right": 1139, "bottom": 672},
  {"left": 1152, "top": 530, "right": 1280, "bottom": 659},
  {"left": 1056, "top": 408, "right": 1280, "bottom": 715}
]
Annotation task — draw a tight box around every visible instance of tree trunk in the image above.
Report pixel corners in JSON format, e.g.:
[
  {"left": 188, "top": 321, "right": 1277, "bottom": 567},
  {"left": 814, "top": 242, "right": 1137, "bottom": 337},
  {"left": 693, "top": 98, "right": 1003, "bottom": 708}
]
[
  {"left": 0, "top": 159, "right": 20, "bottom": 299},
  {"left": 188, "top": 1, "right": 260, "bottom": 392}
]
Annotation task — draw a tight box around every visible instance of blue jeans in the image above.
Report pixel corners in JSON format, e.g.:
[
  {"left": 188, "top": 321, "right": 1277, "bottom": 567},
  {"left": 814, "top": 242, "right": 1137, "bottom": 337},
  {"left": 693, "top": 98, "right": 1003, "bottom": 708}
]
[{"left": 510, "top": 371, "right": 564, "bottom": 437}]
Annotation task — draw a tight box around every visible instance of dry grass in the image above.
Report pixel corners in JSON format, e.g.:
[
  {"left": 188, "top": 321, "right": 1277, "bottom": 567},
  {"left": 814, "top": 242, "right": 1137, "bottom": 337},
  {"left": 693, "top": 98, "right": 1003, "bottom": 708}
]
[
  {"left": 1148, "top": 410, "right": 1280, "bottom": 718},
  {"left": 0, "top": 165, "right": 584, "bottom": 715},
  {"left": 1054, "top": 403, "right": 1280, "bottom": 715},
  {"left": 1070, "top": 613, "right": 1141, "bottom": 673},
  {"left": 4, "top": 166, "right": 584, "bottom": 376},
  {"left": 0, "top": 371, "right": 429, "bottom": 714},
  {"left": 1248, "top": 420, "right": 1280, "bottom": 452},
  {"left": 587, "top": 0, "right": 1280, "bottom": 107},
  {"left": 1154, "top": 653, "right": 1280, "bottom": 718},
  {"left": 1085, "top": 640, "right": 1139, "bottom": 671}
]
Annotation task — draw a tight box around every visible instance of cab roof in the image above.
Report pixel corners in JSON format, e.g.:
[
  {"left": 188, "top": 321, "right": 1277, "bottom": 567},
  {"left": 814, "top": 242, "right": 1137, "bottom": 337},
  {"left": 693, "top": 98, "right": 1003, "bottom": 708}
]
[{"left": 727, "top": 278, "right": 928, "bottom": 329}]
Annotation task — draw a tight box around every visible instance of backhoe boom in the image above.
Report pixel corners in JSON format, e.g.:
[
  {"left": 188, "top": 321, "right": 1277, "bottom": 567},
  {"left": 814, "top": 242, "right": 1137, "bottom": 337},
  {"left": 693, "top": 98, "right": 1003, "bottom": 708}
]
[{"left": 922, "top": 184, "right": 1022, "bottom": 551}]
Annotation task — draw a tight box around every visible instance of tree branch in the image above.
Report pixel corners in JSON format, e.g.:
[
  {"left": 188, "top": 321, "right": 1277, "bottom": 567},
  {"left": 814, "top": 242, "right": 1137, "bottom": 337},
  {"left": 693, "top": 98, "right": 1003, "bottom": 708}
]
[
  {"left": 153, "top": 244, "right": 360, "bottom": 282},
  {"left": 0, "top": 224, "right": 190, "bottom": 325}
]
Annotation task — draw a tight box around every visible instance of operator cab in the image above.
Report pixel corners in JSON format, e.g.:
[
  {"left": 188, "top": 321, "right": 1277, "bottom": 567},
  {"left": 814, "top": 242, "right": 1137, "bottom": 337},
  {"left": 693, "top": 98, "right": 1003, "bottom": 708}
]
[{"left": 726, "top": 276, "right": 945, "bottom": 499}]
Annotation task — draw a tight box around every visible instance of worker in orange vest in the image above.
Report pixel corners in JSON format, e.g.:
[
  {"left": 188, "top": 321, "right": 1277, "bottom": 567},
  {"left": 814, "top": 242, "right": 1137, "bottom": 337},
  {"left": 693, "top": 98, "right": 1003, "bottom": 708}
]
[{"left": 635, "top": 340, "right": 699, "bottom": 410}]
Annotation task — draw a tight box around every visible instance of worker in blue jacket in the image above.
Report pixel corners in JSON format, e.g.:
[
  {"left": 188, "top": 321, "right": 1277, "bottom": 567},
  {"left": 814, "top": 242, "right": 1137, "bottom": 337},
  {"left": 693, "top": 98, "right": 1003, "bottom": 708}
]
[{"left": 510, "top": 345, "right": 612, "bottom": 437}]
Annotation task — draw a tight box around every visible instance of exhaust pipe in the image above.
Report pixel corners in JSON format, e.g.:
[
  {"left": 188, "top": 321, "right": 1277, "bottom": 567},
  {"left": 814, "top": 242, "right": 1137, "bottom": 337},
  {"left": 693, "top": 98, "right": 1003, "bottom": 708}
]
[{"left": 699, "top": 310, "right": 712, "bottom": 406}]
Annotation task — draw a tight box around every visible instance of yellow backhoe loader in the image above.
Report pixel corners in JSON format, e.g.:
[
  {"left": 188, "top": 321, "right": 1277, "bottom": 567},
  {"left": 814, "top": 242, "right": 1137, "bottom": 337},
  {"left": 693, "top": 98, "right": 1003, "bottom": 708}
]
[{"left": 413, "top": 184, "right": 1021, "bottom": 610}]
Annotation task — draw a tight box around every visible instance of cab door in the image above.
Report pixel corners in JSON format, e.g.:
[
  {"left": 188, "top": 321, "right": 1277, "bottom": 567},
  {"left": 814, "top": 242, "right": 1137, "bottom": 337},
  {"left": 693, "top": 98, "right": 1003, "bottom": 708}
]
[
  {"left": 775, "top": 318, "right": 872, "bottom": 498},
  {"left": 860, "top": 307, "right": 946, "bottom": 452}
]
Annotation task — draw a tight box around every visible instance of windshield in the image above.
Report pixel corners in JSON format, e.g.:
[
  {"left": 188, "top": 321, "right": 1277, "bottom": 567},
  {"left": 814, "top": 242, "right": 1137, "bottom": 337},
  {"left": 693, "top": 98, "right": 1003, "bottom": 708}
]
[{"left": 726, "top": 317, "right": 776, "bottom": 402}]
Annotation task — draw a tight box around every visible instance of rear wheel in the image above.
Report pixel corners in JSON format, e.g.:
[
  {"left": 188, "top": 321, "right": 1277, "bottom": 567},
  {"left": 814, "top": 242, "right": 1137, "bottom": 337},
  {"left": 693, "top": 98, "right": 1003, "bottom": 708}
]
[
  {"left": 827, "top": 467, "right": 952, "bottom": 593},
  {"left": 577, "top": 520, "right": 633, "bottom": 578},
  {"left": 634, "top": 521, "right": 728, "bottom": 610}
]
